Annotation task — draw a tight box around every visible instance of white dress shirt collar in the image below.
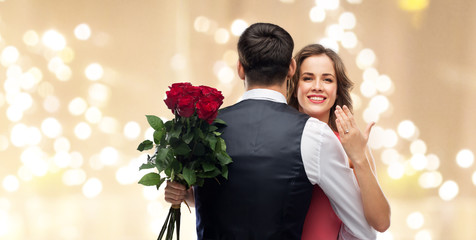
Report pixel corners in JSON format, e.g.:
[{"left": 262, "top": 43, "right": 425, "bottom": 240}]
[{"left": 241, "top": 89, "right": 287, "bottom": 104}]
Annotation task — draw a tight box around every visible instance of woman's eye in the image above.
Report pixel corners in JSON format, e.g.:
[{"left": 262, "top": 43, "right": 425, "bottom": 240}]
[
  {"left": 302, "top": 77, "right": 312, "bottom": 81},
  {"left": 324, "top": 78, "right": 333, "bottom": 82}
]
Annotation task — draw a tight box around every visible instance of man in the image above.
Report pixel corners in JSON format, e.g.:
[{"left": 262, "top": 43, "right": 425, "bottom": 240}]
[{"left": 165, "top": 22, "right": 376, "bottom": 239}]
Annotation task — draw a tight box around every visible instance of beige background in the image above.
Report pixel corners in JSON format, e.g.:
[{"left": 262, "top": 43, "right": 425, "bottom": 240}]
[{"left": 0, "top": 0, "right": 475, "bottom": 239}]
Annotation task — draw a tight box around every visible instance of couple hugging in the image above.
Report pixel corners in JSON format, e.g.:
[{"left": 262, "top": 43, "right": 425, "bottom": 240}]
[{"left": 164, "top": 22, "right": 390, "bottom": 240}]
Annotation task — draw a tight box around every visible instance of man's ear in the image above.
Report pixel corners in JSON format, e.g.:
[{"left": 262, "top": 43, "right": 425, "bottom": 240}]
[
  {"left": 287, "top": 59, "right": 296, "bottom": 79},
  {"left": 237, "top": 61, "right": 245, "bottom": 80}
]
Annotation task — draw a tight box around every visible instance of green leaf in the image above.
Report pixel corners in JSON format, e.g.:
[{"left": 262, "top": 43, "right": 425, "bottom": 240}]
[
  {"left": 146, "top": 115, "right": 164, "bottom": 131},
  {"left": 139, "top": 163, "right": 155, "bottom": 170},
  {"left": 213, "top": 118, "right": 227, "bottom": 126},
  {"left": 155, "top": 148, "right": 171, "bottom": 171},
  {"left": 221, "top": 165, "right": 229, "bottom": 179},
  {"left": 208, "top": 125, "right": 218, "bottom": 132},
  {"left": 192, "top": 142, "right": 205, "bottom": 156},
  {"left": 202, "top": 162, "right": 216, "bottom": 172},
  {"left": 153, "top": 129, "right": 165, "bottom": 145},
  {"left": 182, "top": 130, "right": 194, "bottom": 144},
  {"left": 218, "top": 138, "right": 227, "bottom": 152},
  {"left": 197, "top": 169, "right": 220, "bottom": 178},
  {"left": 182, "top": 167, "right": 196, "bottom": 186},
  {"left": 206, "top": 134, "right": 217, "bottom": 150},
  {"left": 137, "top": 140, "right": 153, "bottom": 152},
  {"left": 217, "top": 151, "right": 232, "bottom": 165},
  {"left": 138, "top": 172, "right": 164, "bottom": 186},
  {"left": 174, "top": 142, "right": 191, "bottom": 155}
]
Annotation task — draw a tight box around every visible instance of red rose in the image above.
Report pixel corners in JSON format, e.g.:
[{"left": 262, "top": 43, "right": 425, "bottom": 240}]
[
  {"left": 184, "top": 85, "right": 203, "bottom": 101},
  {"left": 164, "top": 83, "right": 192, "bottom": 112},
  {"left": 196, "top": 96, "right": 222, "bottom": 124},
  {"left": 177, "top": 95, "right": 195, "bottom": 118}
]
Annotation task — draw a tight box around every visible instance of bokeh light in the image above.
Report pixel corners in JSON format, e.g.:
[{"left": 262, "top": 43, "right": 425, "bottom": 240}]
[
  {"left": 82, "top": 178, "right": 102, "bottom": 198},
  {"left": 41, "top": 117, "right": 63, "bottom": 138},
  {"left": 42, "top": 30, "right": 66, "bottom": 51},
  {"left": 74, "top": 23, "right": 92, "bottom": 40},
  {"left": 456, "top": 149, "right": 474, "bottom": 168},
  {"left": 214, "top": 28, "right": 230, "bottom": 44},
  {"left": 439, "top": 180, "right": 459, "bottom": 201},
  {"left": 398, "top": 120, "right": 417, "bottom": 139},
  {"left": 124, "top": 121, "right": 141, "bottom": 139},
  {"left": 23, "top": 30, "right": 40, "bottom": 46},
  {"left": 74, "top": 122, "right": 92, "bottom": 140},
  {"left": 406, "top": 211, "right": 424, "bottom": 229},
  {"left": 85, "top": 63, "right": 104, "bottom": 81},
  {"left": 309, "top": 6, "right": 326, "bottom": 23},
  {"left": 2, "top": 175, "right": 20, "bottom": 192},
  {"left": 230, "top": 19, "right": 248, "bottom": 36}
]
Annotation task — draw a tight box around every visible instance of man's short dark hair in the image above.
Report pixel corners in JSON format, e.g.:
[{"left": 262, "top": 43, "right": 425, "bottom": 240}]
[{"left": 237, "top": 23, "right": 294, "bottom": 86}]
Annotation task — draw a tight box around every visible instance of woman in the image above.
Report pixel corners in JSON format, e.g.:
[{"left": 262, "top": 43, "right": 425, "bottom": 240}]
[
  {"left": 165, "top": 44, "right": 391, "bottom": 239},
  {"left": 288, "top": 44, "right": 390, "bottom": 239}
]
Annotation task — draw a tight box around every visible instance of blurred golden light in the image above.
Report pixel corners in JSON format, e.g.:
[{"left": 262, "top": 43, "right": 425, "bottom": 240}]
[
  {"left": 124, "top": 121, "right": 141, "bottom": 139},
  {"left": 144, "top": 127, "right": 154, "bottom": 141},
  {"left": 170, "top": 54, "right": 186, "bottom": 71},
  {"left": 142, "top": 186, "right": 161, "bottom": 201},
  {"left": 37, "top": 81, "right": 55, "bottom": 98},
  {"left": 0, "top": 93, "right": 4, "bottom": 108},
  {"left": 350, "top": 93, "right": 361, "bottom": 110},
  {"left": 398, "top": 120, "right": 417, "bottom": 139},
  {"left": 425, "top": 154, "right": 440, "bottom": 171},
  {"left": 341, "top": 32, "right": 358, "bottom": 49},
  {"left": 18, "top": 165, "right": 34, "bottom": 182},
  {"left": 415, "top": 229, "right": 432, "bottom": 240},
  {"left": 439, "top": 180, "right": 459, "bottom": 201},
  {"left": 319, "top": 38, "right": 339, "bottom": 53},
  {"left": 88, "top": 83, "right": 110, "bottom": 105},
  {"left": 68, "top": 97, "right": 88, "bottom": 116},
  {"left": 383, "top": 129, "right": 398, "bottom": 148},
  {"left": 376, "top": 74, "right": 393, "bottom": 93},
  {"left": 418, "top": 171, "right": 442, "bottom": 188},
  {"left": 326, "top": 24, "right": 344, "bottom": 41},
  {"left": 388, "top": 161, "right": 405, "bottom": 179},
  {"left": 339, "top": 12, "right": 356, "bottom": 30},
  {"left": 377, "top": 231, "right": 394, "bottom": 240},
  {"left": 10, "top": 123, "right": 28, "bottom": 147},
  {"left": 100, "top": 146, "right": 119, "bottom": 165},
  {"left": 41, "top": 117, "right": 62, "bottom": 138},
  {"left": 194, "top": 16, "right": 211, "bottom": 33},
  {"left": 98, "top": 116, "right": 119, "bottom": 134},
  {"left": 55, "top": 65, "right": 72, "bottom": 81},
  {"left": 62, "top": 169, "right": 87, "bottom": 186},
  {"left": 85, "top": 106, "right": 103, "bottom": 123},
  {"left": 0, "top": 135, "right": 8, "bottom": 151},
  {"left": 85, "top": 63, "right": 104, "bottom": 81},
  {"left": 346, "top": 0, "right": 362, "bottom": 4},
  {"left": 230, "top": 19, "right": 248, "bottom": 36},
  {"left": 116, "top": 166, "right": 137, "bottom": 185},
  {"left": 399, "top": 0, "right": 430, "bottom": 12},
  {"left": 309, "top": 6, "right": 326, "bottom": 23},
  {"left": 369, "top": 95, "right": 390, "bottom": 113},
  {"left": 472, "top": 172, "right": 476, "bottom": 186},
  {"left": 54, "top": 152, "right": 72, "bottom": 168},
  {"left": 214, "top": 28, "right": 230, "bottom": 44},
  {"left": 12, "top": 92, "right": 33, "bottom": 112},
  {"left": 74, "top": 122, "right": 92, "bottom": 140},
  {"left": 360, "top": 74, "right": 378, "bottom": 98},
  {"left": 1, "top": 46, "right": 19, "bottom": 66},
  {"left": 2, "top": 175, "right": 19, "bottom": 192},
  {"left": 54, "top": 137, "right": 71, "bottom": 153},
  {"left": 356, "top": 48, "right": 376, "bottom": 69},
  {"left": 6, "top": 106, "right": 23, "bottom": 122},
  {"left": 21, "top": 147, "right": 48, "bottom": 177},
  {"left": 223, "top": 50, "right": 238, "bottom": 66},
  {"left": 381, "top": 148, "right": 400, "bottom": 165},
  {"left": 89, "top": 154, "right": 103, "bottom": 170},
  {"left": 316, "top": 0, "right": 340, "bottom": 10},
  {"left": 82, "top": 178, "right": 102, "bottom": 199},
  {"left": 74, "top": 23, "right": 92, "bottom": 40},
  {"left": 363, "top": 107, "right": 379, "bottom": 124},
  {"left": 69, "top": 151, "right": 84, "bottom": 168},
  {"left": 47, "top": 56, "right": 65, "bottom": 73},
  {"left": 23, "top": 30, "right": 40, "bottom": 46},
  {"left": 456, "top": 149, "right": 474, "bottom": 168},
  {"left": 43, "top": 95, "right": 60, "bottom": 113},
  {"left": 410, "top": 154, "right": 428, "bottom": 170},
  {"left": 42, "top": 29, "right": 66, "bottom": 51},
  {"left": 410, "top": 139, "right": 427, "bottom": 155},
  {"left": 368, "top": 126, "right": 385, "bottom": 149},
  {"left": 58, "top": 47, "right": 75, "bottom": 63},
  {"left": 25, "top": 126, "right": 42, "bottom": 146},
  {"left": 0, "top": 210, "right": 9, "bottom": 236},
  {"left": 147, "top": 201, "right": 164, "bottom": 217},
  {"left": 20, "top": 71, "right": 37, "bottom": 90},
  {"left": 217, "top": 66, "right": 234, "bottom": 84},
  {"left": 406, "top": 211, "right": 424, "bottom": 229}
]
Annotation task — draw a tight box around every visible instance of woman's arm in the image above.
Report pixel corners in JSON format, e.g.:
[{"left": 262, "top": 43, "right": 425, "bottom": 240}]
[
  {"left": 164, "top": 181, "right": 195, "bottom": 207},
  {"left": 335, "top": 105, "right": 391, "bottom": 232}
]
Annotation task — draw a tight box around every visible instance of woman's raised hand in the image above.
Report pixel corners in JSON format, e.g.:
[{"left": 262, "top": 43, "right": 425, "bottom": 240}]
[{"left": 335, "top": 105, "right": 375, "bottom": 164}]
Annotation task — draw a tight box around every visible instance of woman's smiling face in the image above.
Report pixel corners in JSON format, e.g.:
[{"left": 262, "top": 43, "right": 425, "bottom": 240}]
[{"left": 297, "top": 54, "right": 337, "bottom": 123}]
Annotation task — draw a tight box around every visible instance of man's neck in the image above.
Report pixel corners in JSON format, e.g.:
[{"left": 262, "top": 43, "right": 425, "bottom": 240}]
[{"left": 245, "top": 83, "right": 287, "bottom": 97}]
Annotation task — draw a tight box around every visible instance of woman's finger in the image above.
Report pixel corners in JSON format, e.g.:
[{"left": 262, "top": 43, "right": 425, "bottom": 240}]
[
  {"left": 342, "top": 105, "right": 357, "bottom": 129},
  {"left": 335, "top": 106, "right": 350, "bottom": 134},
  {"left": 364, "top": 121, "right": 376, "bottom": 141}
]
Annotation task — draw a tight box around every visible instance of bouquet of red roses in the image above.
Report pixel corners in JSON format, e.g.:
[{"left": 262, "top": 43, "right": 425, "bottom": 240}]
[{"left": 137, "top": 82, "right": 232, "bottom": 240}]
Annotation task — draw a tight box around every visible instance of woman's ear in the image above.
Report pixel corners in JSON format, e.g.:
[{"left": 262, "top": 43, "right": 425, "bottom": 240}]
[{"left": 287, "top": 59, "right": 296, "bottom": 79}]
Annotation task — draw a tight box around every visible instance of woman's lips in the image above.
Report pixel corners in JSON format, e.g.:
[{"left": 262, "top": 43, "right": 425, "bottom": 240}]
[{"left": 308, "top": 95, "right": 326, "bottom": 104}]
